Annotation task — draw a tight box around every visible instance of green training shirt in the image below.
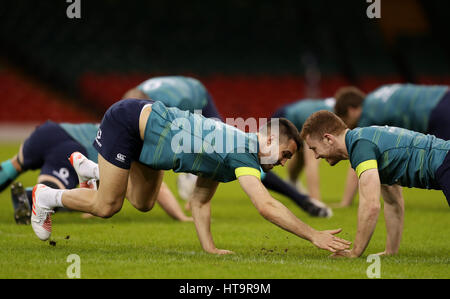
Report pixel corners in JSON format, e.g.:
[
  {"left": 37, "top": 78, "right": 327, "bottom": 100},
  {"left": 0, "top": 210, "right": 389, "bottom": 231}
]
[
  {"left": 139, "top": 101, "right": 262, "bottom": 183},
  {"left": 59, "top": 123, "right": 100, "bottom": 162},
  {"left": 137, "top": 76, "right": 208, "bottom": 113},
  {"left": 283, "top": 98, "right": 335, "bottom": 131},
  {"left": 346, "top": 126, "right": 450, "bottom": 189},
  {"left": 358, "top": 84, "right": 448, "bottom": 133}
]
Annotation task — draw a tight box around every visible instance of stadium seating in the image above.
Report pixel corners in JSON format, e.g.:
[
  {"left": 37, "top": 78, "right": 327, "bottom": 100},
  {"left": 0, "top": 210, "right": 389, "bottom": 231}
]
[
  {"left": 79, "top": 73, "right": 307, "bottom": 119},
  {"left": 0, "top": 65, "right": 97, "bottom": 123},
  {"left": 0, "top": 0, "right": 448, "bottom": 120}
]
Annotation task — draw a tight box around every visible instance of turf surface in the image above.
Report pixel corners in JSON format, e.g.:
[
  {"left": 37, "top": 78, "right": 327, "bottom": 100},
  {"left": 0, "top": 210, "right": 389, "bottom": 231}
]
[{"left": 0, "top": 143, "right": 448, "bottom": 278}]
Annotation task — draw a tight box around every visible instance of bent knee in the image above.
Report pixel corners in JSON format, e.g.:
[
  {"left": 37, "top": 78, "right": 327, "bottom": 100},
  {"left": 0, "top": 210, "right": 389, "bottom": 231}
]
[
  {"left": 134, "top": 200, "right": 155, "bottom": 213},
  {"left": 94, "top": 203, "right": 122, "bottom": 218}
]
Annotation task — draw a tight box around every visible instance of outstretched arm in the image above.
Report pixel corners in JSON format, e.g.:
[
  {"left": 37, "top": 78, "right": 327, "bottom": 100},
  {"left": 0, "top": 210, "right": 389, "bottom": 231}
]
[
  {"left": 379, "top": 184, "right": 404, "bottom": 255},
  {"left": 238, "top": 175, "right": 351, "bottom": 253},
  {"left": 334, "top": 169, "right": 381, "bottom": 258},
  {"left": 353, "top": 169, "right": 381, "bottom": 256},
  {"left": 189, "top": 176, "right": 232, "bottom": 254},
  {"left": 156, "top": 182, "right": 193, "bottom": 222}
]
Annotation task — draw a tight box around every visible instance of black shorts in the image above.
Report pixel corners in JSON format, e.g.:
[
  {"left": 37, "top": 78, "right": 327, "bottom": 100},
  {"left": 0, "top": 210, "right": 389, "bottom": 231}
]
[
  {"left": 428, "top": 90, "right": 450, "bottom": 141},
  {"left": 202, "top": 92, "right": 223, "bottom": 121},
  {"left": 271, "top": 105, "right": 288, "bottom": 119},
  {"left": 435, "top": 150, "right": 450, "bottom": 207},
  {"left": 21, "top": 120, "right": 88, "bottom": 189},
  {"left": 93, "top": 99, "right": 154, "bottom": 169}
]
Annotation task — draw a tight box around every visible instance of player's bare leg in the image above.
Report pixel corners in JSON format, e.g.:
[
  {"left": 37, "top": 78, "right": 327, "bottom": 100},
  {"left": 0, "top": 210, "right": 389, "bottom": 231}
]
[
  {"left": 125, "top": 161, "right": 163, "bottom": 212},
  {"left": 31, "top": 154, "right": 129, "bottom": 240},
  {"left": 287, "top": 150, "right": 303, "bottom": 184},
  {"left": 71, "top": 151, "right": 191, "bottom": 221},
  {"left": 287, "top": 149, "right": 309, "bottom": 194},
  {"left": 61, "top": 154, "right": 129, "bottom": 217},
  {"left": 302, "top": 144, "right": 321, "bottom": 200},
  {"left": 157, "top": 182, "right": 193, "bottom": 222}
]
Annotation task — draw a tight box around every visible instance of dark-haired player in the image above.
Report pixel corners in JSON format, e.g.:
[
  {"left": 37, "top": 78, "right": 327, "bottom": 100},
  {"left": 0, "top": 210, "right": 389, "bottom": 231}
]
[
  {"left": 334, "top": 84, "right": 450, "bottom": 206},
  {"left": 271, "top": 97, "right": 336, "bottom": 203},
  {"left": 124, "top": 76, "right": 331, "bottom": 217},
  {"left": 31, "top": 99, "right": 350, "bottom": 255}
]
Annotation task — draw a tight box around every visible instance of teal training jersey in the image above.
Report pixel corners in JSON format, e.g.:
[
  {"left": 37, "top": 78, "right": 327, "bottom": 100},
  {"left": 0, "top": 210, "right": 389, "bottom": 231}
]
[
  {"left": 358, "top": 84, "right": 448, "bottom": 133},
  {"left": 137, "top": 76, "right": 209, "bottom": 113},
  {"left": 59, "top": 123, "right": 100, "bottom": 163},
  {"left": 345, "top": 126, "right": 450, "bottom": 189},
  {"left": 283, "top": 98, "right": 335, "bottom": 131},
  {"left": 139, "top": 101, "right": 262, "bottom": 183}
]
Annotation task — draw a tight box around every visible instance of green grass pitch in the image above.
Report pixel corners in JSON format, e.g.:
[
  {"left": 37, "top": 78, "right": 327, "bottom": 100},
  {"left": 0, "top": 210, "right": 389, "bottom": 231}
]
[{"left": 0, "top": 143, "right": 448, "bottom": 279}]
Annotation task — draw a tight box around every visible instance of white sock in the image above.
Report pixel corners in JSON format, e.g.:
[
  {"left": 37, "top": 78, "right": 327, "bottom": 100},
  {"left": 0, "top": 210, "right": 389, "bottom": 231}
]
[
  {"left": 93, "top": 165, "right": 99, "bottom": 180},
  {"left": 79, "top": 159, "right": 100, "bottom": 180},
  {"left": 55, "top": 189, "right": 65, "bottom": 208},
  {"left": 38, "top": 187, "right": 66, "bottom": 209}
]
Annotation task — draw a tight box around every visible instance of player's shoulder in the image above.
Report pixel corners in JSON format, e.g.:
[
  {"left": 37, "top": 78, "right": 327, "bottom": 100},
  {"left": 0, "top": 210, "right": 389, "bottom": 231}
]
[
  {"left": 346, "top": 127, "right": 380, "bottom": 147},
  {"left": 284, "top": 98, "right": 330, "bottom": 114},
  {"left": 346, "top": 129, "right": 381, "bottom": 167},
  {"left": 139, "top": 76, "right": 188, "bottom": 90},
  {"left": 223, "top": 133, "right": 259, "bottom": 164}
]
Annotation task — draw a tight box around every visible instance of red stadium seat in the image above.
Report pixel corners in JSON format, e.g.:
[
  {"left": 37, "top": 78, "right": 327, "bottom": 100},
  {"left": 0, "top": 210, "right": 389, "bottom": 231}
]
[
  {"left": 0, "top": 71, "right": 97, "bottom": 124},
  {"left": 79, "top": 73, "right": 307, "bottom": 120},
  {"left": 357, "top": 75, "right": 406, "bottom": 93}
]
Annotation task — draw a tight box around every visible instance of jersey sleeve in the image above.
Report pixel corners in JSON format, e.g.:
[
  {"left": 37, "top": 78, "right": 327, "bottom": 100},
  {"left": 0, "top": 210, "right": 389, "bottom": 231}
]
[
  {"left": 235, "top": 167, "right": 261, "bottom": 179},
  {"left": 226, "top": 153, "right": 261, "bottom": 180},
  {"left": 349, "top": 140, "right": 380, "bottom": 178}
]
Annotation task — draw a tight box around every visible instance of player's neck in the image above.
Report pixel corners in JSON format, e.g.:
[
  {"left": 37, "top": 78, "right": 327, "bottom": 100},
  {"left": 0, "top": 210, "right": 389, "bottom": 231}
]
[{"left": 340, "top": 129, "right": 350, "bottom": 159}]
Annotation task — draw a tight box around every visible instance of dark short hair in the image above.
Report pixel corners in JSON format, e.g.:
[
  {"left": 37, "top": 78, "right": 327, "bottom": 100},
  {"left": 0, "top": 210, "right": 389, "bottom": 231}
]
[
  {"left": 334, "top": 86, "right": 366, "bottom": 118},
  {"left": 263, "top": 118, "right": 302, "bottom": 150},
  {"left": 300, "top": 110, "right": 348, "bottom": 140}
]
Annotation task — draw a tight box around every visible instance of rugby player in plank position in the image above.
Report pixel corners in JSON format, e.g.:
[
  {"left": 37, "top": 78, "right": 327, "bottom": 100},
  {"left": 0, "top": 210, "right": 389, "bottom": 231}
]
[
  {"left": 334, "top": 84, "right": 450, "bottom": 207},
  {"left": 300, "top": 110, "right": 450, "bottom": 257},
  {"left": 30, "top": 99, "right": 351, "bottom": 254},
  {"left": 124, "top": 76, "right": 331, "bottom": 217}
]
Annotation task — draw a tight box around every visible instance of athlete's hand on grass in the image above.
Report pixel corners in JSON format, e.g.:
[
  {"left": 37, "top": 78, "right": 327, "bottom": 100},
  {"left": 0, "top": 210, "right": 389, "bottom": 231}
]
[
  {"left": 311, "top": 228, "right": 351, "bottom": 253},
  {"left": 329, "top": 249, "right": 358, "bottom": 258}
]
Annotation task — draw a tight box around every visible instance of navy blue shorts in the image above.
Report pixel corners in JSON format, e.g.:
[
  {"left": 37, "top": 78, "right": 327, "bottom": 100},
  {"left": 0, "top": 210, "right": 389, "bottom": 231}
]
[
  {"left": 202, "top": 92, "right": 223, "bottom": 121},
  {"left": 271, "top": 105, "right": 287, "bottom": 119},
  {"left": 93, "top": 99, "right": 154, "bottom": 169},
  {"left": 428, "top": 90, "right": 450, "bottom": 141},
  {"left": 435, "top": 150, "right": 450, "bottom": 207},
  {"left": 21, "top": 120, "right": 88, "bottom": 189}
]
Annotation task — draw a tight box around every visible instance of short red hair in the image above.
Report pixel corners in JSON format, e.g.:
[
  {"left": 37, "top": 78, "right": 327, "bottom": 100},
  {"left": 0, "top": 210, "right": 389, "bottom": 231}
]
[{"left": 300, "top": 110, "right": 348, "bottom": 140}]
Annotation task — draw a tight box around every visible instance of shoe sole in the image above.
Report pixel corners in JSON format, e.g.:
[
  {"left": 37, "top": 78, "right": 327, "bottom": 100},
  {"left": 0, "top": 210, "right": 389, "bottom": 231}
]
[
  {"left": 14, "top": 202, "right": 31, "bottom": 225},
  {"left": 11, "top": 182, "right": 31, "bottom": 224}
]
